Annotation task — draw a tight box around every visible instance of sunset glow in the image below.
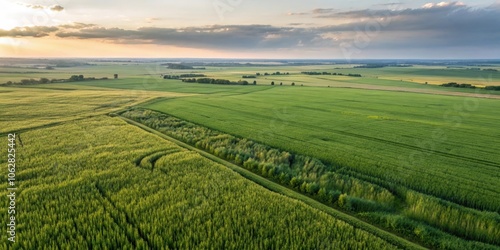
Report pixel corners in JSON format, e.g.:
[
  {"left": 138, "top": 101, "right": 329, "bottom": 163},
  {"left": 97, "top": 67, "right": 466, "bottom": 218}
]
[{"left": 1, "top": 0, "right": 499, "bottom": 58}]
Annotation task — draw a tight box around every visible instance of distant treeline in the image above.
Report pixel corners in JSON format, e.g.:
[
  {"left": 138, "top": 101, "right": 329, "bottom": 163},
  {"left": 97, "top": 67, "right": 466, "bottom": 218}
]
[
  {"left": 446, "top": 67, "right": 498, "bottom": 72},
  {"left": 485, "top": 86, "right": 500, "bottom": 91},
  {"left": 302, "top": 72, "right": 362, "bottom": 77},
  {"left": 441, "top": 82, "right": 477, "bottom": 89},
  {"left": 257, "top": 72, "right": 290, "bottom": 76},
  {"left": 163, "top": 74, "right": 206, "bottom": 79},
  {"left": 440, "top": 82, "right": 500, "bottom": 91},
  {"left": 354, "top": 64, "right": 412, "bottom": 68},
  {"left": 182, "top": 78, "right": 255, "bottom": 85},
  {"left": 3, "top": 75, "right": 109, "bottom": 86},
  {"left": 162, "top": 63, "right": 205, "bottom": 70}
]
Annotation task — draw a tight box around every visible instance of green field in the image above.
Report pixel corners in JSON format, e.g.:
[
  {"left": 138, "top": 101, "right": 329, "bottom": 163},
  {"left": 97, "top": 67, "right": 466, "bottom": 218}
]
[
  {"left": 1, "top": 60, "right": 500, "bottom": 249},
  {"left": 2, "top": 116, "right": 405, "bottom": 249},
  {"left": 143, "top": 86, "right": 500, "bottom": 212}
]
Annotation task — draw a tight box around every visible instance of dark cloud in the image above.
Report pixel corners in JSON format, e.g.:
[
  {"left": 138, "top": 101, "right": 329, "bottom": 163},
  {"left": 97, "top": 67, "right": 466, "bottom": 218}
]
[
  {"left": 50, "top": 5, "right": 65, "bottom": 12},
  {"left": 56, "top": 27, "right": 137, "bottom": 39},
  {"left": 58, "top": 23, "right": 96, "bottom": 29},
  {"left": 54, "top": 25, "right": 333, "bottom": 50},
  {"left": 0, "top": 26, "right": 58, "bottom": 38},
  {"left": 321, "top": 1, "right": 465, "bottom": 19},
  {"left": 314, "top": 2, "right": 500, "bottom": 50}
]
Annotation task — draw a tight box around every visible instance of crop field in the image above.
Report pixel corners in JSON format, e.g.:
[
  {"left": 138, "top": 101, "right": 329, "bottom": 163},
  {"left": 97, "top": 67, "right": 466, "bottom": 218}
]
[
  {"left": 0, "top": 97, "right": 402, "bottom": 249},
  {"left": 1, "top": 60, "right": 500, "bottom": 249},
  {"left": 143, "top": 85, "right": 500, "bottom": 212},
  {"left": 0, "top": 85, "right": 188, "bottom": 134}
]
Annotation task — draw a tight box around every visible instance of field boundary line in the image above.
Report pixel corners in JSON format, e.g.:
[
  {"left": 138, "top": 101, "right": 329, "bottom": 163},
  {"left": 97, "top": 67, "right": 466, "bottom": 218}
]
[
  {"left": 116, "top": 114, "right": 427, "bottom": 250},
  {"left": 95, "top": 182, "right": 154, "bottom": 249}
]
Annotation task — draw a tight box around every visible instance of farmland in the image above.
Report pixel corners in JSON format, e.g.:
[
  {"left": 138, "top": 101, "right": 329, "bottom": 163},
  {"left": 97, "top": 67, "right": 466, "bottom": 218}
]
[
  {"left": 1, "top": 59, "right": 500, "bottom": 249},
  {"left": 0, "top": 88, "right": 404, "bottom": 249}
]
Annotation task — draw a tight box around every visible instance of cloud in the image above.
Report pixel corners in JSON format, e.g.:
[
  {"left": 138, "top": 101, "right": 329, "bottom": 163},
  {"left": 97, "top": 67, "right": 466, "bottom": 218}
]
[
  {"left": 20, "top": 3, "right": 64, "bottom": 12},
  {"left": 312, "top": 8, "right": 335, "bottom": 14},
  {"left": 318, "top": 1, "right": 466, "bottom": 19},
  {"left": 54, "top": 24, "right": 333, "bottom": 50},
  {"left": 287, "top": 12, "right": 308, "bottom": 16},
  {"left": 58, "top": 23, "right": 97, "bottom": 29},
  {"left": 26, "top": 4, "right": 44, "bottom": 10},
  {"left": 1, "top": 1, "right": 499, "bottom": 56},
  {"left": 0, "top": 26, "right": 58, "bottom": 38},
  {"left": 288, "top": 23, "right": 314, "bottom": 26},
  {"left": 50, "top": 5, "right": 64, "bottom": 12},
  {"left": 313, "top": 1, "right": 500, "bottom": 50},
  {"left": 145, "top": 17, "right": 162, "bottom": 23}
]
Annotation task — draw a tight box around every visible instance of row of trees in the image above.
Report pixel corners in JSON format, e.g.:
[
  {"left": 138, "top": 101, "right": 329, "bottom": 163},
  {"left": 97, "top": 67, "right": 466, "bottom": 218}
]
[
  {"left": 3, "top": 75, "right": 109, "bottom": 85},
  {"left": 163, "top": 74, "right": 205, "bottom": 79},
  {"left": 181, "top": 78, "right": 256, "bottom": 85},
  {"left": 441, "top": 82, "right": 476, "bottom": 89},
  {"left": 301, "top": 72, "right": 362, "bottom": 77},
  {"left": 256, "top": 72, "right": 290, "bottom": 76},
  {"left": 271, "top": 82, "right": 297, "bottom": 86},
  {"left": 485, "top": 86, "right": 500, "bottom": 91},
  {"left": 440, "top": 82, "right": 500, "bottom": 91}
]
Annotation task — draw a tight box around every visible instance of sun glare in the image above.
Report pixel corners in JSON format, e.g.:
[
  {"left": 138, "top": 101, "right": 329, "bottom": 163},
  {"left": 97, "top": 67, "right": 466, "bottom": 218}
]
[
  {"left": 0, "top": 19, "right": 18, "bottom": 30},
  {"left": 0, "top": 1, "right": 25, "bottom": 30}
]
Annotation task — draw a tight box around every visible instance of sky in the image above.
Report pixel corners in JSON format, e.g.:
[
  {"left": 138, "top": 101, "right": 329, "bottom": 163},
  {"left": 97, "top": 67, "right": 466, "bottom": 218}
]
[{"left": 0, "top": 0, "right": 499, "bottom": 59}]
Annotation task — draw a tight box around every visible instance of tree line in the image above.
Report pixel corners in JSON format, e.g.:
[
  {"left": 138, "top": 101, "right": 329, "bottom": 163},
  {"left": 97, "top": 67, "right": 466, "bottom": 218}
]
[
  {"left": 181, "top": 78, "right": 256, "bottom": 85},
  {"left": 163, "top": 74, "right": 206, "bottom": 79},
  {"left": 302, "top": 72, "right": 362, "bottom": 77},
  {"left": 3, "top": 75, "right": 110, "bottom": 85}
]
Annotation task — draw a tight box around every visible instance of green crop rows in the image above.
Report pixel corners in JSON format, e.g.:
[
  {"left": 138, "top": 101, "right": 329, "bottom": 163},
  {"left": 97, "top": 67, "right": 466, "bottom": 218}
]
[{"left": 0, "top": 116, "right": 403, "bottom": 249}]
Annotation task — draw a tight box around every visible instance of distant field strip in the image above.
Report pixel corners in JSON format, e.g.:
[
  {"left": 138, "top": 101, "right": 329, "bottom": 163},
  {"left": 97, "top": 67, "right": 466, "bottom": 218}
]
[{"left": 0, "top": 86, "right": 188, "bottom": 134}]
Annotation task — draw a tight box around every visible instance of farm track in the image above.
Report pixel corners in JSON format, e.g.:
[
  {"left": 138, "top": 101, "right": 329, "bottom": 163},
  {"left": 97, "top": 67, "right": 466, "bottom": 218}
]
[
  {"left": 95, "top": 182, "right": 154, "bottom": 249},
  {"left": 117, "top": 114, "right": 427, "bottom": 250},
  {"left": 134, "top": 149, "right": 182, "bottom": 171}
]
